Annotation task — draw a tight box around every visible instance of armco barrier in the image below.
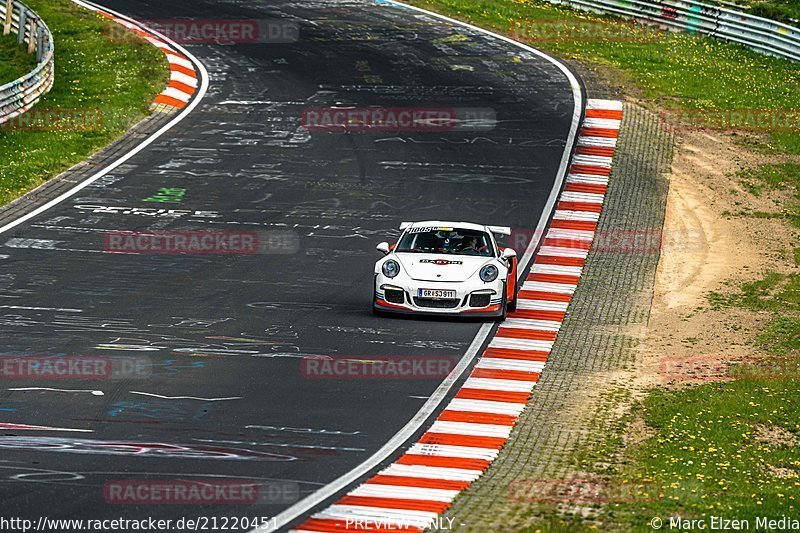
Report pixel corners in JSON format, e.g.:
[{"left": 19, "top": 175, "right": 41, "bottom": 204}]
[
  {"left": 0, "top": 0, "right": 54, "bottom": 125},
  {"left": 549, "top": 0, "right": 800, "bottom": 62}
]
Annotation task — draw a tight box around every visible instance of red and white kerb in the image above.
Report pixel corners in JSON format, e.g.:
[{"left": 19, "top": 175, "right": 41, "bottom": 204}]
[
  {"left": 72, "top": 0, "right": 198, "bottom": 110},
  {"left": 291, "top": 99, "right": 624, "bottom": 533}
]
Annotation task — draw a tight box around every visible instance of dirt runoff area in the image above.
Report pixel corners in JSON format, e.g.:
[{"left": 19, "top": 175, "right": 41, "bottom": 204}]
[{"left": 638, "top": 128, "right": 800, "bottom": 387}]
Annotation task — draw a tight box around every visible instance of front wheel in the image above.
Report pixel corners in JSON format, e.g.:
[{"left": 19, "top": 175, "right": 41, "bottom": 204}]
[
  {"left": 507, "top": 277, "right": 518, "bottom": 312},
  {"left": 499, "top": 290, "right": 508, "bottom": 321}
]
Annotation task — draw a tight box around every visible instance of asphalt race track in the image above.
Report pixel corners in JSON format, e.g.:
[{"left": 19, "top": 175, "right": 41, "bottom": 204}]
[{"left": 0, "top": 0, "right": 580, "bottom": 529}]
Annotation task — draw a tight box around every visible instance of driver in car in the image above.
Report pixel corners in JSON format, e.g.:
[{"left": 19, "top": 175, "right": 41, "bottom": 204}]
[{"left": 460, "top": 236, "right": 487, "bottom": 255}]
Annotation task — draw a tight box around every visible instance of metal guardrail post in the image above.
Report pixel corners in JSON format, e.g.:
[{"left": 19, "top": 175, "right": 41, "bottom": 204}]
[
  {"left": 16, "top": 8, "right": 25, "bottom": 44},
  {"left": 28, "top": 17, "right": 38, "bottom": 54},
  {"left": 3, "top": 0, "right": 12, "bottom": 35},
  {"left": 35, "top": 24, "right": 42, "bottom": 61}
]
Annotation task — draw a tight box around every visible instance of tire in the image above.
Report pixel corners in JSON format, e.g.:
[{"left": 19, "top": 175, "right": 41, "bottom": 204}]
[
  {"left": 372, "top": 276, "right": 385, "bottom": 317},
  {"left": 507, "top": 277, "right": 518, "bottom": 312},
  {"left": 499, "top": 291, "right": 508, "bottom": 321}
]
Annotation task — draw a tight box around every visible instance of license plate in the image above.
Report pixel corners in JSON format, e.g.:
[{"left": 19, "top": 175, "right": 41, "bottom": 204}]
[{"left": 418, "top": 289, "right": 456, "bottom": 299}]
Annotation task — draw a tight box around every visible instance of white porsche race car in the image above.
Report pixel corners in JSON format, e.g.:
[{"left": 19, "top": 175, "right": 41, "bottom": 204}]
[{"left": 373, "top": 221, "right": 519, "bottom": 319}]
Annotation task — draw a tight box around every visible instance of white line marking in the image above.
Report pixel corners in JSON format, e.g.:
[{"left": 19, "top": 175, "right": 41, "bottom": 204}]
[
  {"left": 560, "top": 191, "right": 606, "bottom": 203},
  {"left": 170, "top": 71, "right": 199, "bottom": 87},
  {"left": 160, "top": 86, "right": 192, "bottom": 102},
  {"left": 349, "top": 484, "right": 460, "bottom": 502},
  {"left": 501, "top": 318, "right": 562, "bottom": 331},
  {"left": 586, "top": 99, "right": 623, "bottom": 110},
  {"left": 165, "top": 54, "right": 194, "bottom": 69},
  {"left": 0, "top": 306, "right": 82, "bottom": 312},
  {"left": 463, "top": 377, "right": 536, "bottom": 392},
  {"left": 445, "top": 398, "right": 526, "bottom": 417},
  {"left": 0, "top": 423, "right": 94, "bottom": 433},
  {"left": 428, "top": 420, "right": 512, "bottom": 438},
  {"left": 477, "top": 358, "right": 547, "bottom": 373},
  {"left": 553, "top": 210, "right": 601, "bottom": 221},
  {"left": 514, "top": 298, "right": 570, "bottom": 311},
  {"left": 582, "top": 117, "right": 621, "bottom": 130},
  {"left": 312, "top": 506, "right": 437, "bottom": 528},
  {"left": 9, "top": 388, "right": 104, "bottom": 396},
  {"left": 571, "top": 154, "right": 613, "bottom": 167},
  {"left": 488, "top": 337, "right": 553, "bottom": 352},
  {"left": 379, "top": 463, "right": 484, "bottom": 482},
  {"left": 407, "top": 443, "right": 499, "bottom": 460},
  {"left": 578, "top": 135, "right": 617, "bottom": 147},
  {"left": 530, "top": 263, "right": 584, "bottom": 275},
  {"left": 567, "top": 172, "right": 609, "bottom": 184},
  {"left": 537, "top": 246, "right": 590, "bottom": 258},
  {"left": 130, "top": 391, "right": 242, "bottom": 401}
]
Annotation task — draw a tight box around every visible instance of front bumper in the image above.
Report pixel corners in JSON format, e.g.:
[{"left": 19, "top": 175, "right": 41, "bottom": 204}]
[{"left": 374, "top": 275, "right": 504, "bottom": 317}]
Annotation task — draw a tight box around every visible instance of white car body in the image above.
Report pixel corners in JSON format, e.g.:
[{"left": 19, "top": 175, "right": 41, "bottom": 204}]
[{"left": 373, "top": 221, "right": 518, "bottom": 318}]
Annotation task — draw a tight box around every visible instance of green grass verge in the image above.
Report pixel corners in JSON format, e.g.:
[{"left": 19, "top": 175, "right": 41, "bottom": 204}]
[
  {"left": 406, "top": 0, "right": 800, "bottom": 154},
  {"left": 707, "top": 0, "right": 800, "bottom": 25},
  {"left": 710, "top": 268, "right": 799, "bottom": 356},
  {"left": 610, "top": 241, "right": 799, "bottom": 527},
  {"left": 748, "top": 0, "right": 800, "bottom": 25},
  {"left": 0, "top": 30, "right": 37, "bottom": 85},
  {"left": 611, "top": 380, "right": 800, "bottom": 529},
  {"left": 0, "top": 0, "right": 168, "bottom": 205},
  {"left": 737, "top": 163, "right": 800, "bottom": 227}
]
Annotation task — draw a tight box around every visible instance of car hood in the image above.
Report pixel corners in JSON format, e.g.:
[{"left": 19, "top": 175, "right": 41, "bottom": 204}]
[{"left": 395, "top": 253, "right": 492, "bottom": 282}]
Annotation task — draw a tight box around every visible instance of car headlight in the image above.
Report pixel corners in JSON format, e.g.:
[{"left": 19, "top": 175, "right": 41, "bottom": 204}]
[
  {"left": 480, "top": 264, "right": 499, "bottom": 282},
  {"left": 382, "top": 259, "right": 400, "bottom": 278}
]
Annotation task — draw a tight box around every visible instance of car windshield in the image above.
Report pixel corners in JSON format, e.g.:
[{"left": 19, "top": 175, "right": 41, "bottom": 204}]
[{"left": 396, "top": 227, "right": 494, "bottom": 257}]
